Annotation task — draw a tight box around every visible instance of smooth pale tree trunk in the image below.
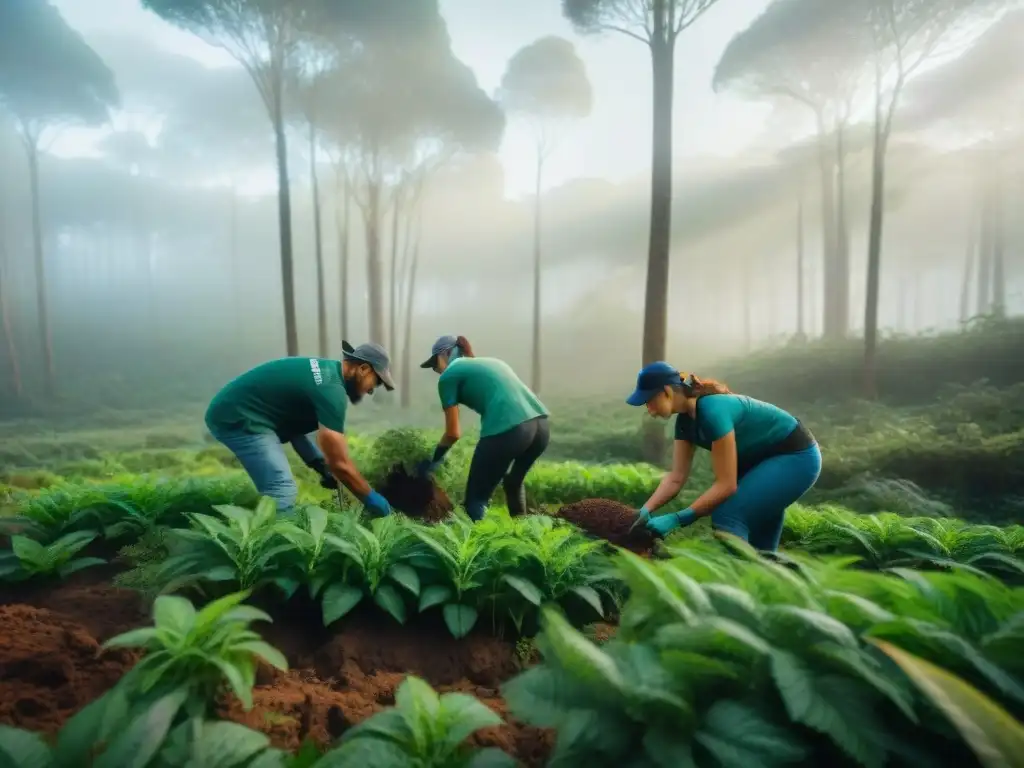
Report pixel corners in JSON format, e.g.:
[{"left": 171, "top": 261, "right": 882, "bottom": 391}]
[
  {"left": 641, "top": 0, "right": 675, "bottom": 462},
  {"left": 862, "top": 80, "right": 888, "bottom": 398},
  {"left": 336, "top": 170, "right": 351, "bottom": 344},
  {"left": 25, "top": 142, "right": 55, "bottom": 396},
  {"left": 796, "top": 192, "right": 805, "bottom": 340},
  {"left": 270, "top": 79, "right": 298, "bottom": 357},
  {"left": 959, "top": 199, "right": 978, "bottom": 325},
  {"left": 976, "top": 179, "right": 993, "bottom": 316},
  {"left": 814, "top": 114, "right": 839, "bottom": 341},
  {"left": 531, "top": 147, "right": 543, "bottom": 393},
  {"left": 389, "top": 184, "right": 403, "bottom": 356},
  {"left": 834, "top": 121, "right": 850, "bottom": 335},
  {"left": 363, "top": 146, "right": 386, "bottom": 345},
  {"left": 400, "top": 231, "right": 422, "bottom": 409},
  {"left": 991, "top": 171, "right": 1006, "bottom": 318},
  {"left": 309, "top": 121, "right": 327, "bottom": 357},
  {"left": 0, "top": 181, "right": 22, "bottom": 399}
]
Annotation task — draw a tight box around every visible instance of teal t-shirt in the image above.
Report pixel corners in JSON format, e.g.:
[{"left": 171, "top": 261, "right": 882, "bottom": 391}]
[
  {"left": 674, "top": 393, "right": 798, "bottom": 460},
  {"left": 205, "top": 357, "right": 348, "bottom": 440},
  {"left": 437, "top": 357, "right": 548, "bottom": 438}
]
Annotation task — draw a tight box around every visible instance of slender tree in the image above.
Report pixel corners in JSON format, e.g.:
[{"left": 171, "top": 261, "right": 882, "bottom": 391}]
[
  {"left": 499, "top": 36, "right": 592, "bottom": 393},
  {"left": 0, "top": 0, "right": 118, "bottom": 396},
  {"left": 563, "top": 0, "right": 724, "bottom": 459}
]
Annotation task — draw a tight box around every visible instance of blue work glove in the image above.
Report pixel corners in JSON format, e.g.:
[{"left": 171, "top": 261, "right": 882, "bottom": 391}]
[
  {"left": 646, "top": 508, "right": 698, "bottom": 537},
  {"left": 629, "top": 505, "right": 651, "bottom": 532},
  {"left": 363, "top": 490, "right": 392, "bottom": 518}
]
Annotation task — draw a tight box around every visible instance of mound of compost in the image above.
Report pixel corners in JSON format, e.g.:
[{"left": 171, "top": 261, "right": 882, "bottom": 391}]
[
  {"left": 0, "top": 604, "right": 138, "bottom": 734},
  {"left": 556, "top": 498, "right": 656, "bottom": 554},
  {"left": 377, "top": 464, "right": 453, "bottom": 522}
]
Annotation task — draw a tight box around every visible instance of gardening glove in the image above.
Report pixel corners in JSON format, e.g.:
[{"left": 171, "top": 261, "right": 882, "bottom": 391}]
[
  {"left": 629, "top": 506, "right": 651, "bottom": 533},
  {"left": 646, "top": 508, "right": 698, "bottom": 538},
  {"left": 363, "top": 489, "right": 392, "bottom": 518},
  {"left": 415, "top": 459, "right": 441, "bottom": 479}
]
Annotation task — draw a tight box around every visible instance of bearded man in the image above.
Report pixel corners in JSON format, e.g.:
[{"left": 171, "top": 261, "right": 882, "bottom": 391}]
[{"left": 204, "top": 341, "right": 394, "bottom": 517}]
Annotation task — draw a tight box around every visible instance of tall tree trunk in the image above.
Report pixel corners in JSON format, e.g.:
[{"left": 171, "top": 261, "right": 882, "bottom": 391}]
[
  {"left": 389, "top": 183, "right": 403, "bottom": 356},
  {"left": 271, "top": 80, "right": 298, "bottom": 357},
  {"left": 364, "top": 147, "right": 385, "bottom": 345},
  {"left": 25, "top": 142, "right": 55, "bottom": 396},
  {"left": 309, "top": 121, "right": 327, "bottom": 357},
  {"left": 862, "top": 79, "right": 889, "bottom": 399},
  {"left": 834, "top": 121, "right": 850, "bottom": 336},
  {"left": 0, "top": 192, "right": 22, "bottom": 399},
  {"left": 815, "top": 113, "right": 839, "bottom": 341},
  {"left": 990, "top": 169, "right": 1006, "bottom": 318},
  {"left": 531, "top": 147, "right": 544, "bottom": 393},
  {"left": 976, "top": 177, "right": 993, "bottom": 316},
  {"left": 229, "top": 187, "right": 240, "bottom": 354},
  {"left": 959, "top": 198, "right": 977, "bottom": 325},
  {"left": 796, "top": 191, "right": 805, "bottom": 340},
  {"left": 641, "top": 0, "right": 675, "bottom": 462},
  {"left": 336, "top": 170, "right": 351, "bottom": 343},
  {"left": 400, "top": 220, "right": 422, "bottom": 409}
]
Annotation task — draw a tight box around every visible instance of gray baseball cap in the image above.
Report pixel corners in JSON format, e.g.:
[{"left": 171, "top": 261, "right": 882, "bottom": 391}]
[
  {"left": 342, "top": 340, "right": 395, "bottom": 390},
  {"left": 420, "top": 335, "right": 459, "bottom": 369}
]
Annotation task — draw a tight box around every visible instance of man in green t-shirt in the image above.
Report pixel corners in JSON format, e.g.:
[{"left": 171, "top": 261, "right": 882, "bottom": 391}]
[
  {"left": 416, "top": 335, "right": 550, "bottom": 521},
  {"left": 204, "top": 341, "right": 395, "bottom": 516}
]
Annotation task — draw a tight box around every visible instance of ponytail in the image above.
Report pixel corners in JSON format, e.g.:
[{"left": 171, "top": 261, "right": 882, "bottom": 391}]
[
  {"left": 679, "top": 372, "right": 731, "bottom": 398},
  {"left": 455, "top": 336, "right": 475, "bottom": 358}
]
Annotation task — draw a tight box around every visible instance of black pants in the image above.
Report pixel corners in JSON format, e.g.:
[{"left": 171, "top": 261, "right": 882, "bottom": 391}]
[{"left": 464, "top": 416, "right": 550, "bottom": 520}]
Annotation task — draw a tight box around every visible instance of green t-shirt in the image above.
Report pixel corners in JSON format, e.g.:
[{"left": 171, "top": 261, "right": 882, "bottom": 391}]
[
  {"left": 205, "top": 357, "right": 348, "bottom": 440},
  {"left": 437, "top": 357, "right": 548, "bottom": 438},
  {"left": 674, "top": 393, "right": 798, "bottom": 459}
]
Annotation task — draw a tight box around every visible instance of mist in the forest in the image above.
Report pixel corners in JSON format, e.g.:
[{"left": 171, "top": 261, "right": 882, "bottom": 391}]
[{"left": 0, "top": 0, "right": 1021, "bottom": 416}]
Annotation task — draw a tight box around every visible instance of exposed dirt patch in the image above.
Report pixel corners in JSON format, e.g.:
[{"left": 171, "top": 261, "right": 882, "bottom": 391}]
[
  {"left": 0, "top": 585, "right": 552, "bottom": 765},
  {"left": 0, "top": 604, "right": 139, "bottom": 734},
  {"left": 377, "top": 464, "right": 453, "bottom": 522},
  {"left": 555, "top": 498, "right": 656, "bottom": 555}
]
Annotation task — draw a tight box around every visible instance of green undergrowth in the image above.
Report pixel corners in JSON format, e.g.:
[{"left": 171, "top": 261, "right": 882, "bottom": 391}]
[{"left": 502, "top": 537, "right": 1024, "bottom": 767}]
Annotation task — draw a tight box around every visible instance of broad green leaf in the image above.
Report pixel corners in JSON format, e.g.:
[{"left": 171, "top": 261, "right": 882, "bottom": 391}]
[
  {"left": 444, "top": 604, "right": 479, "bottom": 639},
  {"left": 322, "top": 584, "right": 364, "bottom": 626},
  {"left": 374, "top": 584, "right": 407, "bottom": 625},
  {"left": 58, "top": 557, "right": 106, "bottom": 577},
  {"left": 0, "top": 725, "right": 53, "bottom": 768},
  {"left": 419, "top": 585, "right": 453, "bottom": 612},
  {"left": 762, "top": 605, "right": 859, "bottom": 650},
  {"left": 438, "top": 692, "right": 504, "bottom": 751},
  {"left": 187, "top": 720, "right": 272, "bottom": 767},
  {"left": 502, "top": 666, "right": 573, "bottom": 728},
  {"left": 569, "top": 585, "right": 605, "bottom": 618},
  {"left": 872, "top": 639, "right": 1024, "bottom": 768},
  {"left": 234, "top": 641, "right": 289, "bottom": 672},
  {"left": 341, "top": 708, "right": 414, "bottom": 746},
  {"left": 386, "top": 564, "right": 420, "bottom": 597},
  {"left": 539, "top": 607, "right": 625, "bottom": 696},
  {"left": 502, "top": 574, "right": 543, "bottom": 606},
  {"left": 153, "top": 595, "right": 197, "bottom": 636},
  {"left": 94, "top": 689, "right": 188, "bottom": 768},
  {"left": 213, "top": 657, "right": 256, "bottom": 710},
  {"left": 642, "top": 727, "right": 699, "bottom": 768},
  {"left": 466, "top": 747, "right": 518, "bottom": 767},
  {"left": 696, "top": 700, "right": 808, "bottom": 767},
  {"left": 102, "top": 627, "right": 159, "bottom": 650},
  {"left": 11, "top": 536, "right": 47, "bottom": 564}
]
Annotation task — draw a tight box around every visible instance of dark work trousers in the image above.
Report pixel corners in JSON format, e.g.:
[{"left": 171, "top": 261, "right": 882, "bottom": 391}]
[{"left": 464, "top": 416, "right": 550, "bottom": 521}]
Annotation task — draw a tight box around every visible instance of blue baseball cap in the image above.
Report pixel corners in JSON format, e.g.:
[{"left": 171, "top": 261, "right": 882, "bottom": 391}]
[
  {"left": 420, "top": 335, "right": 459, "bottom": 369},
  {"left": 626, "top": 361, "right": 682, "bottom": 406}
]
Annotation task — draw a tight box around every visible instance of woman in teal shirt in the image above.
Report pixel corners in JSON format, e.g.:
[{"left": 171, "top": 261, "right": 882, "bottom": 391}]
[
  {"left": 418, "top": 336, "right": 550, "bottom": 521},
  {"left": 626, "top": 361, "right": 821, "bottom": 551}
]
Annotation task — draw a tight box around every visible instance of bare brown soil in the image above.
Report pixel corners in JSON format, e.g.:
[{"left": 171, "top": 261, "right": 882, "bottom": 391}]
[
  {"left": 0, "top": 574, "right": 551, "bottom": 766},
  {"left": 554, "top": 498, "right": 656, "bottom": 555},
  {"left": 377, "top": 464, "right": 454, "bottom": 523}
]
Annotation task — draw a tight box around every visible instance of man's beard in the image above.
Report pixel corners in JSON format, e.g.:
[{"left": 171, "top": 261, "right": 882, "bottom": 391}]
[{"left": 344, "top": 374, "right": 363, "bottom": 404}]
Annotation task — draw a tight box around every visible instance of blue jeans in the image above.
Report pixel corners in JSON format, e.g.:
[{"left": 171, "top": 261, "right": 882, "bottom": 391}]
[
  {"left": 711, "top": 444, "right": 822, "bottom": 551},
  {"left": 211, "top": 430, "right": 324, "bottom": 511}
]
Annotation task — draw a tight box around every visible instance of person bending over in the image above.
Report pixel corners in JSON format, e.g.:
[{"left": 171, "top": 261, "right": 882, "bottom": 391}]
[
  {"left": 417, "top": 335, "right": 550, "bottom": 521},
  {"left": 626, "top": 362, "right": 820, "bottom": 551},
  {"left": 204, "top": 341, "right": 395, "bottom": 517}
]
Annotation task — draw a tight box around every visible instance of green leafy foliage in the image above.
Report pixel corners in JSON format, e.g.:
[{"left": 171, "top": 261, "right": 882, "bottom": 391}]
[
  {"left": 504, "top": 543, "right": 1024, "bottom": 767},
  {"left": 0, "top": 530, "right": 105, "bottom": 582},
  {"left": 331, "top": 676, "right": 514, "bottom": 767},
  {"left": 103, "top": 590, "right": 288, "bottom": 714}
]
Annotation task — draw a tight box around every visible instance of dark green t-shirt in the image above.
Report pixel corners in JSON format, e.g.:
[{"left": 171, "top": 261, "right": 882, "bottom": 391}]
[
  {"left": 437, "top": 357, "right": 548, "bottom": 438},
  {"left": 205, "top": 357, "right": 348, "bottom": 440},
  {"left": 674, "top": 393, "right": 798, "bottom": 458}
]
